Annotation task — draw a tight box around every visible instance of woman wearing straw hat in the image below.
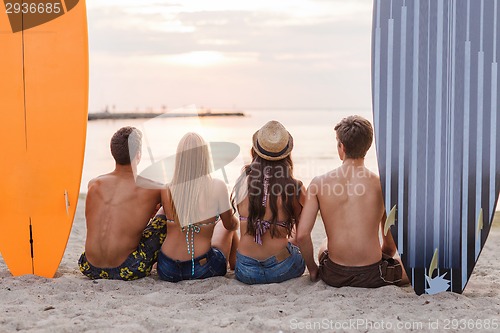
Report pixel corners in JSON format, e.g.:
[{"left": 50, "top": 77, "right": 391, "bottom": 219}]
[
  {"left": 232, "top": 121, "right": 306, "bottom": 284},
  {"left": 156, "top": 132, "right": 239, "bottom": 282}
]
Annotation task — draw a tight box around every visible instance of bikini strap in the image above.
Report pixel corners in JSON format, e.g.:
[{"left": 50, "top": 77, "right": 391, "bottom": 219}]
[
  {"left": 180, "top": 215, "right": 219, "bottom": 276},
  {"left": 190, "top": 215, "right": 220, "bottom": 227},
  {"left": 254, "top": 219, "right": 271, "bottom": 245},
  {"left": 182, "top": 224, "right": 201, "bottom": 276},
  {"left": 240, "top": 216, "right": 288, "bottom": 245}
]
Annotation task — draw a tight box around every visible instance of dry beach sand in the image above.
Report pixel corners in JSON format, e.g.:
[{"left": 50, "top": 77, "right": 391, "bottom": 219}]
[{"left": 0, "top": 201, "right": 499, "bottom": 333}]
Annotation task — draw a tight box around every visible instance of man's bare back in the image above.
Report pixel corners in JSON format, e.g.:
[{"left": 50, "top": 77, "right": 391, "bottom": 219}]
[
  {"left": 79, "top": 126, "right": 169, "bottom": 281},
  {"left": 297, "top": 116, "right": 403, "bottom": 287},
  {"left": 310, "top": 160, "right": 393, "bottom": 266},
  {"left": 84, "top": 170, "right": 161, "bottom": 268}
]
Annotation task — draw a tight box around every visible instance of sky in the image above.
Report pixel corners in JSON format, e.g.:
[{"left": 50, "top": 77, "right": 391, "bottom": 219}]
[{"left": 86, "top": 0, "right": 373, "bottom": 112}]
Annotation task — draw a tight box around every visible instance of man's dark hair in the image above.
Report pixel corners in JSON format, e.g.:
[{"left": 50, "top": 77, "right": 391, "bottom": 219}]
[
  {"left": 110, "top": 127, "right": 142, "bottom": 165},
  {"left": 334, "top": 115, "right": 373, "bottom": 159}
]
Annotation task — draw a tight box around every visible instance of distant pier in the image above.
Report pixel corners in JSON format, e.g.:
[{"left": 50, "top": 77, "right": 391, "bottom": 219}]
[{"left": 88, "top": 111, "right": 245, "bottom": 121}]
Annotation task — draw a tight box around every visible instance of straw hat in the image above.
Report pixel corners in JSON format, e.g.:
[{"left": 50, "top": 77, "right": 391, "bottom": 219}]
[{"left": 252, "top": 121, "right": 294, "bottom": 161}]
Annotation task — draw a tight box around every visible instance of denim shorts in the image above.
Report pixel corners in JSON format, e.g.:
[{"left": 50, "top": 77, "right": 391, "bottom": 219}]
[
  {"left": 235, "top": 242, "right": 305, "bottom": 284},
  {"left": 157, "top": 247, "right": 227, "bottom": 282}
]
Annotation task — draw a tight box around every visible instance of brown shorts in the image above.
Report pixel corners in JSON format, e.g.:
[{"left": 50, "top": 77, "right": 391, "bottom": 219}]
[{"left": 318, "top": 251, "right": 402, "bottom": 288}]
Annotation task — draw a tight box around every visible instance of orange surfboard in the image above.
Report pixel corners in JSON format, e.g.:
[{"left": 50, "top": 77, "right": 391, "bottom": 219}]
[{"left": 0, "top": 0, "right": 88, "bottom": 277}]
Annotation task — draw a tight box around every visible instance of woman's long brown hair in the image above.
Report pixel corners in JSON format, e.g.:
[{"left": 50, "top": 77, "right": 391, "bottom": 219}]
[{"left": 232, "top": 149, "right": 302, "bottom": 239}]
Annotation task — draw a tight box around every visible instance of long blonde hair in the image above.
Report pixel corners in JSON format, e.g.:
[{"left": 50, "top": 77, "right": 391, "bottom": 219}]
[{"left": 169, "top": 133, "right": 213, "bottom": 227}]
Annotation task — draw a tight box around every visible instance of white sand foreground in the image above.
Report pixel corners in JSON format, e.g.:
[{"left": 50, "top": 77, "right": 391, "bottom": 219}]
[{"left": 0, "top": 200, "right": 499, "bottom": 333}]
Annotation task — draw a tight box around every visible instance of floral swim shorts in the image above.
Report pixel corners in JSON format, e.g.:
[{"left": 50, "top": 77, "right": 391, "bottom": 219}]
[{"left": 78, "top": 216, "right": 167, "bottom": 281}]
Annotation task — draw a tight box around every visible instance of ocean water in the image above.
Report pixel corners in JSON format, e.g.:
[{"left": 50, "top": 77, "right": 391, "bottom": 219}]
[
  {"left": 81, "top": 109, "right": 378, "bottom": 192},
  {"left": 81, "top": 109, "right": 499, "bottom": 211}
]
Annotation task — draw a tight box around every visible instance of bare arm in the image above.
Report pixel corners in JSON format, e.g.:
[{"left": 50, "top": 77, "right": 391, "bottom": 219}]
[
  {"left": 220, "top": 209, "right": 239, "bottom": 231},
  {"left": 297, "top": 178, "right": 320, "bottom": 281},
  {"left": 380, "top": 212, "right": 397, "bottom": 257},
  {"left": 160, "top": 188, "right": 171, "bottom": 215},
  {"left": 294, "top": 182, "right": 307, "bottom": 219},
  {"left": 289, "top": 183, "right": 307, "bottom": 244},
  {"left": 217, "top": 180, "right": 239, "bottom": 231}
]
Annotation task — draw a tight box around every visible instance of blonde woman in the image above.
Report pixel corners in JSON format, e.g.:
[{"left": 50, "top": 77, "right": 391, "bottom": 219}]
[{"left": 156, "top": 133, "right": 238, "bottom": 282}]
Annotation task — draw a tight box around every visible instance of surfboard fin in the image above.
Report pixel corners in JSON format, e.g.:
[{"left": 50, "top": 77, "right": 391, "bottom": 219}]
[
  {"left": 384, "top": 205, "right": 397, "bottom": 236},
  {"left": 64, "top": 190, "right": 70, "bottom": 216},
  {"left": 476, "top": 208, "right": 484, "bottom": 240},
  {"left": 428, "top": 248, "right": 439, "bottom": 279},
  {"left": 29, "top": 218, "right": 34, "bottom": 274}
]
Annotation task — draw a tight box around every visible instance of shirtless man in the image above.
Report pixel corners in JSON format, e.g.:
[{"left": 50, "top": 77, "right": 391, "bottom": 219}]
[
  {"left": 79, "top": 127, "right": 165, "bottom": 280},
  {"left": 297, "top": 116, "right": 406, "bottom": 288}
]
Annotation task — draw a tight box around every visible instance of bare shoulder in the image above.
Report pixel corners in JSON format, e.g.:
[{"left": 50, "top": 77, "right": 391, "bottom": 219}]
[
  {"left": 327, "top": 166, "right": 344, "bottom": 179},
  {"left": 364, "top": 167, "right": 380, "bottom": 179},
  {"left": 312, "top": 173, "right": 329, "bottom": 183},
  {"left": 305, "top": 176, "right": 325, "bottom": 199},
  {"left": 363, "top": 168, "right": 382, "bottom": 185},
  {"left": 211, "top": 178, "right": 228, "bottom": 193},
  {"left": 305, "top": 176, "right": 319, "bottom": 190},
  {"left": 87, "top": 171, "right": 117, "bottom": 188},
  {"left": 87, "top": 177, "right": 98, "bottom": 190},
  {"left": 135, "top": 176, "right": 164, "bottom": 191},
  {"left": 361, "top": 168, "right": 383, "bottom": 198},
  {"left": 87, "top": 175, "right": 107, "bottom": 191},
  {"left": 210, "top": 178, "right": 232, "bottom": 213},
  {"left": 313, "top": 167, "right": 342, "bottom": 185},
  {"left": 86, "top": 176, "right": 106, "bottom": 202}
]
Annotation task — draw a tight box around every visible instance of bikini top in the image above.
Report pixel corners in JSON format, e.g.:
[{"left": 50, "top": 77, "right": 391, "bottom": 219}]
[
  {"left": 239, "top": 216, "right": 288, "bottom": 245},
  {"left": 164, "top": 215, "right": 220, "bottom": 276},
  {"left": 240, "top": 169, "right": 292, "bottom": 245}
]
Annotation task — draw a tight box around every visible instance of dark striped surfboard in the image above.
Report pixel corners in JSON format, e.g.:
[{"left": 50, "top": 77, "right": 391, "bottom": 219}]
[{"left": 372, "top": 0, "right": 500, "bottom": 295}]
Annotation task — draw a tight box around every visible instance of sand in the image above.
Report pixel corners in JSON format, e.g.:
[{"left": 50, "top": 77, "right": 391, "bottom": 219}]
[{"left": 0, "top": 202, "right": 499, "bottom": 333}]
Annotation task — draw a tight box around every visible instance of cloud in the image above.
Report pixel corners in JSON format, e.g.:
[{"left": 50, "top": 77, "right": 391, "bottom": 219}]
[
  {"left": 88, "top": 9, "right": 370, "bottom": 56},
  {"left": 87, "top": 0, "right": 370, "bottom": 17},
  {"left": 87, "top": 0, "right": 373, "bottom": 110}
]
